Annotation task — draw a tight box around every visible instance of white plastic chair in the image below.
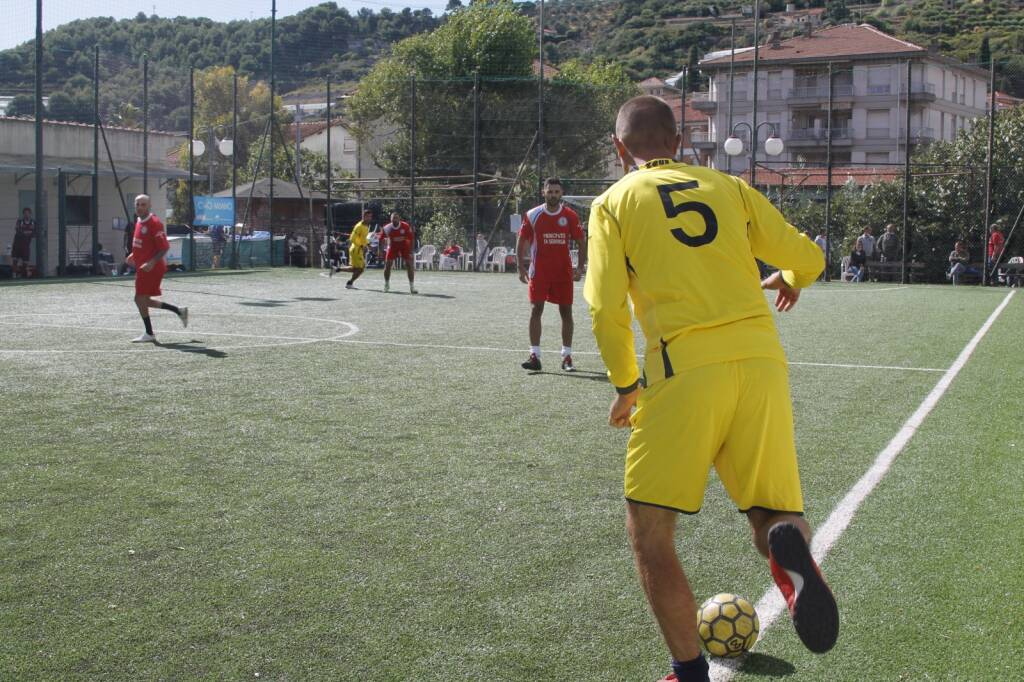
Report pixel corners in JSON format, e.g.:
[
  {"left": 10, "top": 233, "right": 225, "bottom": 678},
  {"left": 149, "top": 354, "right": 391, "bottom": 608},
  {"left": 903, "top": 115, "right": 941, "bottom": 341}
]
[
  {"left": 840, "top": 255, "right": 856, "bottom": 282},
  {"left": 414, "top": 245, "right": 437, "bottom": 270},
  {"left": 486, "top": 246, "right": 508, "bottom": 272}
]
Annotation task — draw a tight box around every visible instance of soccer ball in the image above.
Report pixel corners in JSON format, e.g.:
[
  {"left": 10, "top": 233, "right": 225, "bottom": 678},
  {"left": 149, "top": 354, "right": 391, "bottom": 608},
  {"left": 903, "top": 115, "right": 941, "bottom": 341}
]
[{"left": 697, "top": 593, "right": 760, "bottom": 658}]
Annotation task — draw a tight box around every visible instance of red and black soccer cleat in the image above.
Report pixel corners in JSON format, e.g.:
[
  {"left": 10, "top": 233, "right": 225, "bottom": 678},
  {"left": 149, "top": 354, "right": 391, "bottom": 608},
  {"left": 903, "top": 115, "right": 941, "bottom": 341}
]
[
  {"left": 521, "top": 353, "right": 542, "bottom": 371},
  {"left": 560, "top": 355, "right": 576, "bottom": 372},
  {"left": 768, "top": 522, "right": 839, "bottom": 654}
]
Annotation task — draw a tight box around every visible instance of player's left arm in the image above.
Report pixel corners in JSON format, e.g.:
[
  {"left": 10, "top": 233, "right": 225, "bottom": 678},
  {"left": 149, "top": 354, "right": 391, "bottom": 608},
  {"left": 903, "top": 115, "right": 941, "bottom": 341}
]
[{"left": 584, "top": 202, "right": 640, "bottom": 414}]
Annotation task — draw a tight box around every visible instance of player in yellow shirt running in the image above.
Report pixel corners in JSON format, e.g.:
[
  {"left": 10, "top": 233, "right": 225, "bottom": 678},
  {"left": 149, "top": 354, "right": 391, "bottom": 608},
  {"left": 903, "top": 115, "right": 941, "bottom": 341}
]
[
  {"left": 585, "top": 96, "right": 838, "bottom": 682},
  {"left": 335, "top": 209, "right": 373, "bottom": 289}
]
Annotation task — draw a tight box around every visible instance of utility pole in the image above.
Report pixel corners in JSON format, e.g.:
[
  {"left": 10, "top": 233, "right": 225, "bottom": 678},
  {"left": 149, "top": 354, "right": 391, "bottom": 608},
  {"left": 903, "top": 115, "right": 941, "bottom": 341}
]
[{"left": 34, "top": 0, "right": 45, "bottom": 276}]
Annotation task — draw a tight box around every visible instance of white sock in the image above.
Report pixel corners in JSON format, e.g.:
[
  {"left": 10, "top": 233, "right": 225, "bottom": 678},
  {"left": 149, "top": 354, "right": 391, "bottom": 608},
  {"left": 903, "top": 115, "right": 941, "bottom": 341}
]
[
  {"left": 561, "top": 346, "right": 572, "bottom": 358},
  {"left": 530, "top": 346, "right": 541, "bottom": 357}
]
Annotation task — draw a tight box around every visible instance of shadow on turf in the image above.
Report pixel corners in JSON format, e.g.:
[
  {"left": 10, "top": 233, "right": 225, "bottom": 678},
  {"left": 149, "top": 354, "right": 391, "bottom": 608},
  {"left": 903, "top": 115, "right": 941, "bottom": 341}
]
[
  {"left": 156, "top": 341, "right": 228, "bottom": 358},
  {"left": 361, "top": 289, "right": 455, "bottom": 300},
  {"left": 527, "top": 369, "right": 608, "bottom": 383},
  {"left": 738, "top": 653, "right": 796, "bottom": 677},
  {"left": 237, "top": 300, "right": 291, "bottom": 307}
]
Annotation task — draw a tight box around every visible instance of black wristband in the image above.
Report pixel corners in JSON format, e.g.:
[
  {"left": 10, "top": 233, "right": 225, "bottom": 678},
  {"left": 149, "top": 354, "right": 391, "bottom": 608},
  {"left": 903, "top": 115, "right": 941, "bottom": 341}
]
[{"left": 615, "top": 379, "right": 640, "bottom": 395}]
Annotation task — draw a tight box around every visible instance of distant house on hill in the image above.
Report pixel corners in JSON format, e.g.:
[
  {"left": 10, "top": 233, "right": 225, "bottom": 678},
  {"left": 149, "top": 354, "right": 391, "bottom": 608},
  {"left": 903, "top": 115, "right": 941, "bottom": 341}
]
[{"left": 696, "top": 24, "right": 990, "bottom": 178}]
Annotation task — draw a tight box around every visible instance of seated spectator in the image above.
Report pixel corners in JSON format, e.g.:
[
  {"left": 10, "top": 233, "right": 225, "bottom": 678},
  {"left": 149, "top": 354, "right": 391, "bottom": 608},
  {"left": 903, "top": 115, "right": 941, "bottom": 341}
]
[
  {"left": 848, "top": 238, "right": 868, "bottom": 282},
  {"left": 948, "top": 240, "right": 980, "bottom": 285},
  {"left": 439, "top": 240, "right": 463, "bottom": 270},
  {"left": 94, "top": 243, "right": 115, "bottom": 276}
]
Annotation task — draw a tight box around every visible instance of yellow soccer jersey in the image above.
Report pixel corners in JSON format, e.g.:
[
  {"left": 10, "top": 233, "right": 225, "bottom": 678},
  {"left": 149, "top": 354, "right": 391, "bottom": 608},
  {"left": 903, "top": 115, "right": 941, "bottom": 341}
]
[
  {"left": 350, "top": 221, "right": 370, "bottom": 248},
  {"left": 584, "top": 159, "right": 824, "bottom": 392}
]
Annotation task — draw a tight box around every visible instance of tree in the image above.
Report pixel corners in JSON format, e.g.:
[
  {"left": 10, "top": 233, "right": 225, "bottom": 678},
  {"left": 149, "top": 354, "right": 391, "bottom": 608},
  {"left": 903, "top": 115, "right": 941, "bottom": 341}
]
[
  {"left": 824, "top": 0, "right": 850, "bottom": 23},
  {"left": 349, "top": 1, "right": 635, "bottom": 182},
  {"left": 6, "top": 94, "right": 40, "bottom": 117},
  {"left": 170, "top": 66, "right": 290, "bottom": 221},
  {"left": 687, "top": 45, "right": 702, "bottom": 92},
  {"left": 978, "top": 35, "right": 991, "bottom": 68}
]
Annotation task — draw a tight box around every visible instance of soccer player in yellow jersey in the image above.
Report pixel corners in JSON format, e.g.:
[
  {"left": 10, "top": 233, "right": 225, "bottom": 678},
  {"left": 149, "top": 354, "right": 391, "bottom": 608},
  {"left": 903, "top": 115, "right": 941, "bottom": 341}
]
[
  {"left": 585, "top": 96, "right": 838, "bottom": 681},
  {"left": 336, "top": 209, "right": 373, "bottom": 289}
]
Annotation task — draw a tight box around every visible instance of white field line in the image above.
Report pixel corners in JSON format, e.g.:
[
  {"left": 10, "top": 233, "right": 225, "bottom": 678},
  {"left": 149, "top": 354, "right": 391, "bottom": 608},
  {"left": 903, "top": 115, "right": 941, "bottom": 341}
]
[
  {"left": 330, "top": 338, "right": 946, "bottom": 373},
  {"left": 710, "top": 289, "right": 1016, "bottom": 682},
  {"left": 0, "top": 320, "right": 321, "bottom": 342}
]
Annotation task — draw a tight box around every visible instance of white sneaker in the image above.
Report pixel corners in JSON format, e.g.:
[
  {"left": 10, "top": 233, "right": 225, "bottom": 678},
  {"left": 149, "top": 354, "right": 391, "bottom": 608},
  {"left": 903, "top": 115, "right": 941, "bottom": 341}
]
[
  {"left": 345, "top": 282, "right": 355, "bottom": 289},
  {"left": 131, "top": 333, "right": 156, "bottom": 343},
  {"left": 179, "top": 307, "right": 189, "bottom": 328},
  {"left": 384, "top": 283, "right": 390, "bottom": 292},
  {"left": 410, "top": 286, "right": 418, "bottom": 294}
]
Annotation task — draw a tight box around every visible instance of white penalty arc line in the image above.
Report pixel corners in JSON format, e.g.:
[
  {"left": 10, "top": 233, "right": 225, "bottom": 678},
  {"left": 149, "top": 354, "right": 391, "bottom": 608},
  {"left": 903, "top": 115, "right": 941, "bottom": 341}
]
[{"left": 710, "top": 288, "right": 1016, "bottom": 682}]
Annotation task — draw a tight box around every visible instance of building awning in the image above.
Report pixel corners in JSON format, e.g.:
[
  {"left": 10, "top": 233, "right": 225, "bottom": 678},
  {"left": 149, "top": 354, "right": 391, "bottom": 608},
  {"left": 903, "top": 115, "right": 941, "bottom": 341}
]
[{"left": 0, "top": 153, "right": 193, "bottom": 180}]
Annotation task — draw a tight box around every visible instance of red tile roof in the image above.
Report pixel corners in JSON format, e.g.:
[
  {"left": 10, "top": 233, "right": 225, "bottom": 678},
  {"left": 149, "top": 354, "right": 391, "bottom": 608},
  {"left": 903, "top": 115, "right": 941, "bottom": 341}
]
[
  {"left": 532, "top": 59, "right": 560, "bottom": 79},
  {"left": 668, "top": 98, "right": 708, "bottom": 128},
  {"left": 700, "top": 24, "right": 924, "bottom": 67},
  {"left": 995, "top": 91, "right": 1023, "bottom": 109}
]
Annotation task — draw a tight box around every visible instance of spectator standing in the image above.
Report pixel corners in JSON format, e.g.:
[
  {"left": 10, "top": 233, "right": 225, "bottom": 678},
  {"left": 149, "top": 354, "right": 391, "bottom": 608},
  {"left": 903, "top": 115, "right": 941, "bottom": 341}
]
[
  {"left": 859, "top": 226, "right": 876, "bottom": 259},
  {"left": 475, "top": 232, "right": 488, "bottom": 271},
  {"left": 813, "top": 231, "right": 827, "bottom": 252},
  {"left": 877, "top": 223, "right": 900, "bottom": 262},
  {"left": 988, "top": 222, "right": 1006, "bottom": 273},
  {"left": 210, "top": 224, "right": 227, "bottom": 269},
  {"left": 13, "top": 207, "right": 35, "bottom": 278}
]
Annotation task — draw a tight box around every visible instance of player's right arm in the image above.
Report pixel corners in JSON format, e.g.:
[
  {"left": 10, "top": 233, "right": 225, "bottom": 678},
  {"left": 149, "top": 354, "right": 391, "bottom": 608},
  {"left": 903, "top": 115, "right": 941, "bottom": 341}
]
[
  {"left": 584, "top": 202, "right": 640, "bottom": 397},
  {"left": 742, "top": 179, "right": 824, "bottom": 291},
  {"left": 516, "top": 219, "right": 532, "bottom": 284}
]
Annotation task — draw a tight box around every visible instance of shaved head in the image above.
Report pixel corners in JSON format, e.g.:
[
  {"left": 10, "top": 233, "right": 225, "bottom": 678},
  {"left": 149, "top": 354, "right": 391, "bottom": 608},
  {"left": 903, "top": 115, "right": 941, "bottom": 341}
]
[{"left": 615, "top": 96, "right": 679, "bottom": 162}]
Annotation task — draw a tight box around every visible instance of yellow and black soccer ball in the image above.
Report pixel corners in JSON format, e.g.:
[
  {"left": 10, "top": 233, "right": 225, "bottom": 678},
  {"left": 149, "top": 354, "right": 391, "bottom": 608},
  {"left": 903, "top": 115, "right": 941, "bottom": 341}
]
[{"left": 697, "top": 593, "right": 760, "bottom": 658}]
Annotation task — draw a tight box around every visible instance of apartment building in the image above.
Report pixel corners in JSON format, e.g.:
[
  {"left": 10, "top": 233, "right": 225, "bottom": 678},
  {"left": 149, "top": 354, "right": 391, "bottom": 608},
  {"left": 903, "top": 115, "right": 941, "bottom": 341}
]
[{"left": 694, "top": 24, "right": 990, "bottom": 175}]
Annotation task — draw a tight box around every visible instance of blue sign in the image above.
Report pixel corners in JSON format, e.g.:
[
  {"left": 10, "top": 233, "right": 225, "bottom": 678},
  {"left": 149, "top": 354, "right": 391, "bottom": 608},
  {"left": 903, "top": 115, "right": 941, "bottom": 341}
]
[{"left": 193, "top": 196, "right": 235, "bottom": 226}]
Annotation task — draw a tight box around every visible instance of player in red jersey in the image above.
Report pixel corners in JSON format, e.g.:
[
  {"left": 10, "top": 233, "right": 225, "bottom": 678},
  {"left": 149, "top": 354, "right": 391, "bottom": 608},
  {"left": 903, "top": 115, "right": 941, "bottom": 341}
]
[
  {"left": 381, "top": 211, "right": 418, "bottom": 294},
  {"left": 516, "top": 177, "right": 586, "bottom": 371},
  {"left": 124, "top": 195, "right": 188, "bottom": 343}
]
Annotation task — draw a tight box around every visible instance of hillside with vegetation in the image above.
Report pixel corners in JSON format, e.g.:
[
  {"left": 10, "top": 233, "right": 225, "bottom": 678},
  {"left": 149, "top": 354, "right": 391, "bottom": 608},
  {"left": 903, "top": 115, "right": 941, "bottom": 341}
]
[{"left": 1, "top": 0, "right": 1021, "bottom": 131}]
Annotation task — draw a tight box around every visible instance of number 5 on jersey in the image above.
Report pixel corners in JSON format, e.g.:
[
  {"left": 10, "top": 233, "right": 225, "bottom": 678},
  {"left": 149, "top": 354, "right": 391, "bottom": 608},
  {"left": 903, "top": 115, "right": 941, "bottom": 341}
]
[{"left": 658, "top": 181, "right": 718, "bottom": 248}]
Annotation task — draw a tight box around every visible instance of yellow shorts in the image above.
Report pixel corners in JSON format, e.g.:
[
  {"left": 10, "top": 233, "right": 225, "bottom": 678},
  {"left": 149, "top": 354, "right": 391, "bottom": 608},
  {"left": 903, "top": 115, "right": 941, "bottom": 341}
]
[
  {"left": 625, "top": 357, "right": 804, "bottom": 515},
  {"left": 349, "top": 245, "right": 365, "bottom": 269}
]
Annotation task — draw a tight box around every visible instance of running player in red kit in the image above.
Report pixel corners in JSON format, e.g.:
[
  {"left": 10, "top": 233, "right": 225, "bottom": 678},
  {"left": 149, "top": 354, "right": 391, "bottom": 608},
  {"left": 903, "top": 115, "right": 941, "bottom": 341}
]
[
  {"left": 382, "top": 211, "right": 418, "bottom": 294},
  {"left": 125, "top": 194, "right": 188, "bottom": 343},
  {"left": 516, "top": 177, "right": 586, "bottom": 372}
]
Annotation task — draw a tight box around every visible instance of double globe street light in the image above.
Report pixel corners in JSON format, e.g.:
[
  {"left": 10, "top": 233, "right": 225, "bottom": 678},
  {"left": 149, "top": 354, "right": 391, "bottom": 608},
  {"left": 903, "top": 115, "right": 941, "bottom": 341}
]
[{"left": 723, "top": 121, "right": 784, "bottom": 187}]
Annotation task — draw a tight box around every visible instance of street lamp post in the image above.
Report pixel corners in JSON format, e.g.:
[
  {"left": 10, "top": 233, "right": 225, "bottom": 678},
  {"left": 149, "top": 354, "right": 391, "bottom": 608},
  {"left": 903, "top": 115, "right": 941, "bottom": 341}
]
[{"left": 723, "top": 121, "right": 784, "bottom": 188}]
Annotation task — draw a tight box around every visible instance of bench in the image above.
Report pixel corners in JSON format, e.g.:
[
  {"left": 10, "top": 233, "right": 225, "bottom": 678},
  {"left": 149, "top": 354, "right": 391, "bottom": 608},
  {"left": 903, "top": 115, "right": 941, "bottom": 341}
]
[
  {"left": 866, "top": 260, "right": 925, "bottom": 283},
  {"left": 65, "top": 250, "right": 94, "bottom": 276}
]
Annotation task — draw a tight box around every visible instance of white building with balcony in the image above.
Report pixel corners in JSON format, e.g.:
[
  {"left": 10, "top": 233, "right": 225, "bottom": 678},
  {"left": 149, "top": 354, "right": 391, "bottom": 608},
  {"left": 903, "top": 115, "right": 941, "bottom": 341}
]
[{"left": 694, "top": 24, "right": 990, "bottom": 176}]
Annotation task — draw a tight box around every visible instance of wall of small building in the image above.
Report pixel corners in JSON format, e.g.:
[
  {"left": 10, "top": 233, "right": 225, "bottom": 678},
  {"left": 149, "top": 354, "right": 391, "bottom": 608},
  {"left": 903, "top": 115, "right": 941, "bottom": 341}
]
[{"left": 1, "top": 172, "right": 169, "bottom": 275}]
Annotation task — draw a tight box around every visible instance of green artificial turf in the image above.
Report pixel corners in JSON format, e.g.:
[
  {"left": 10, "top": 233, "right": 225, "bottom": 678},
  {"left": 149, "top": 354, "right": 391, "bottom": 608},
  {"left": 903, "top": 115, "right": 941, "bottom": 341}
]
[{"left": 0, "top": 270, "right": 1019, "bottom": 681}]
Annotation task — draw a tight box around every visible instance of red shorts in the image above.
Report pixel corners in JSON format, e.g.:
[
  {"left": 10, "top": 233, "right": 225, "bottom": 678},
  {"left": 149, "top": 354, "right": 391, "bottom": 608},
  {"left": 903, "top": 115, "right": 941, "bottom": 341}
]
[
  {"left": 135, "top": 263, "right": 167, "bottom": 296},
  {"left": 528, "top": 278, "right": 573, "bottom": 305},
  {"left": 385, "top": 246, "right": 412, "bottom": 262}
]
